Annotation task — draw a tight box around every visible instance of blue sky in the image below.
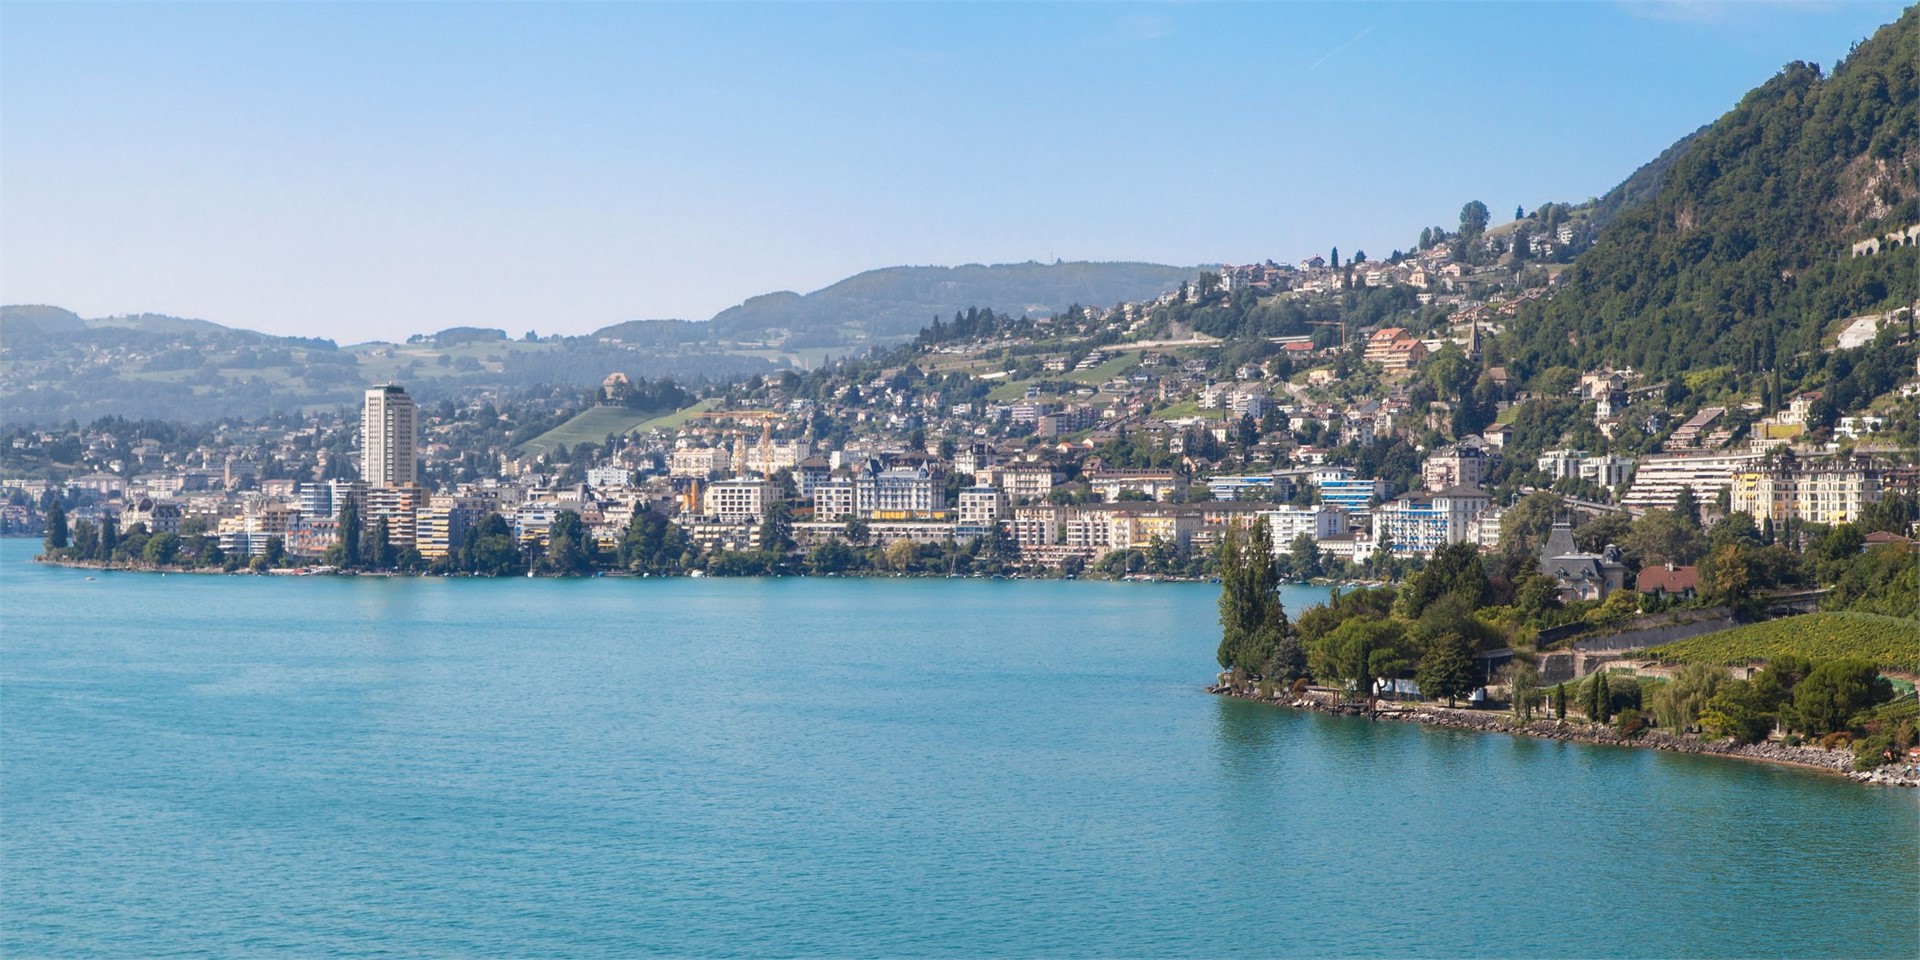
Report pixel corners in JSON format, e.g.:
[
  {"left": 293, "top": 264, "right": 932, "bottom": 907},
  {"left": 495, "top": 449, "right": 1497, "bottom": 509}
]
[{"left": 1, "top": 2, "right": 1907, "bottom": 343}]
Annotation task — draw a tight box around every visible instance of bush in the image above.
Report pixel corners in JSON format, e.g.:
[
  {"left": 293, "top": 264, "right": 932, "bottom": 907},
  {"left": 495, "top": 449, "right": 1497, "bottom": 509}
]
[
  {"left": 1853, "top": 732, "right": 1899, "bottom": 771},
  {"left": 1819, "top": 731, "right": 1855, "bottom": 751},
  {"left": 1290, "top": 677, "right": 1311, "bottom": 698},
  {"left": 1616, "top": 708, "right": 1647, "bottom": 739}
]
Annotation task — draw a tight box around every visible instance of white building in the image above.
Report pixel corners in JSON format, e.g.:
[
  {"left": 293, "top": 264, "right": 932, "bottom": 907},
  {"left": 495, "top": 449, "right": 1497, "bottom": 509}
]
[
  {"left": 1370, "top": 486, "right": 1491, "bottom": 556},
  {"left": 703, "top": 479, "right": 782, "bottom": 522},
  {"left": 1255, "top": 505, "right": 1345, "bottom": 550},
  {"left": 362, "top": 385, "right": 418, "bottom": 487},
  {"left": 956, "top": 486, "right": 1008, "bottom": 538}
]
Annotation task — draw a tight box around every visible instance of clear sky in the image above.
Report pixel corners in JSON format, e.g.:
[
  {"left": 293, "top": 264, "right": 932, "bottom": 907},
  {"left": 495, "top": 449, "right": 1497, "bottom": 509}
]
[{"left": 1, "top": 2, "right": 1907, "bottom": 343}]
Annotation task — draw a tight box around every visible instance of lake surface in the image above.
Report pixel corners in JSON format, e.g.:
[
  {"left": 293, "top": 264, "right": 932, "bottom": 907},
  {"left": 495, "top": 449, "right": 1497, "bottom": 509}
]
[{"left": 4, "top": 539, "right": 1917, "bottom": 958}]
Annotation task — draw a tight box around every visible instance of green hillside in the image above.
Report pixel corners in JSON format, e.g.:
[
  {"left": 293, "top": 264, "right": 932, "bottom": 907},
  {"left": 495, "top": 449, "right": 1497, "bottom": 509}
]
[
  {"left": 517, "top": 400, "right": 713, "bottom": 457},
  {"left": 1645, "top": 612, "right": 1920, "bottom": 671},
  {"left": 1507, "top": 9, "right": 1920, "bottom": 394}
]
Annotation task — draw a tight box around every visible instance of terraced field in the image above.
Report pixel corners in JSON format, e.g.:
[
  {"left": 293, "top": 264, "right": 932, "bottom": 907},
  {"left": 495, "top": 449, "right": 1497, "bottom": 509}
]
[{"left": 1644, "top": 612, "right": 1920, "bottom": 672}]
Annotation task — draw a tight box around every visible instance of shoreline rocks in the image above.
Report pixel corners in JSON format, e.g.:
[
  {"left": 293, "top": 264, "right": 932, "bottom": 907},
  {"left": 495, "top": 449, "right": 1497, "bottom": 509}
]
[{"left": 1208, "top": 680, "right": 1920, "bottom": 789}]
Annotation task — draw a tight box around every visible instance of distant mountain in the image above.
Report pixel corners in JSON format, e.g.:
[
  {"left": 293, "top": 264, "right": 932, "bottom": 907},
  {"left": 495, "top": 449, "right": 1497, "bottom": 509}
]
[
  {"left": 1509, "top": 8, "right": 1920, "bottom": 383},
  {"left": 698, "top": 261, "right": 1201, "bottom": 346},
  {"left": 0, "top": 304, "right": 87, "bottom": 336}
]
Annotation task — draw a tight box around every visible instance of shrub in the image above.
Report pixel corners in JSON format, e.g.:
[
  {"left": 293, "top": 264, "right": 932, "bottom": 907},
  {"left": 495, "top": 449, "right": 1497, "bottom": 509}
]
[
  {"left": 1290, "top": 677, "right": 1311, "bottom": 698},
  {"left": 1853, "top": 733, "right": 1898, "bottom": 771},
  {"left": 1616, "top": 708, "right": 1647, "bottom": 739},
  {"left": 1819, "top": 731, "right": 1855, "bottom": 751}
]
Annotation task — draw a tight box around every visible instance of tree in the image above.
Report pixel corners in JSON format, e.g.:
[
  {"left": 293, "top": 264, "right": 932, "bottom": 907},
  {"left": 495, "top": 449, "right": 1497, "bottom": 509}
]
[
  {"left": 1650, "top": 663, "right": 1723, "bottom": 733},
  {"left": 1623, "top": 509, "right": 1705, "bottom": 566},
  {"left": 1699, "top": 543, "right": 1756, "bottom": 607},
  {"left": 540, "top": 510, "right": 592, "bottom": 576},
  {"left": 1505, "top": 661, "right": 1541, "bottom": 720},
  {"left": 1416, "top": 632, "right": 1478, "bottom": 707},
  {"left": 1791, "top": 658, "right": 1893, "bottom": 736},
  {"left": 1285, "top": 532, "right": 1322, "bottom": 581},
  {"left": 363, "top": 517, "right": 392, "bottom": 570},
  {"left": 1216, "top": 520, "right": 1297, "bottom": 680},
  {"left": 1553, "top": 682, "right": 1567, "bottom": 720},
  {"left": 143, "top": 531, "right": 181, "bottom": 566},
  {"left": 1458, "top": 200, "right": 1490, "bottom": 240},
  {"left": 460, "top": 513, "right": 524, "bottom": 576},
  {"left": 1396, "top": 541, "right": 1492, "bottom": 619},
  {"left": 1586, "top": 670, "right": 1610, "bottom": 722},
  {"left": 1700, "top": 679, "right": 1772, "bottom": 744},
  {"left": 43, "top": 499, "right": 68, "bottom": 553},
  {"left": 99, "top": 516, "right": 117, "bottom": 561},
  {"left": 759, "top": 501, "right": 795, "bottom": 555},
  {"left": 1498, "top": 492, "right": 1563, "bottom": 557},
  {"left": 336, "top": 497, "right": 361, "bottom": 568},
  {"left": 844, "top": 516, "right": 871, "bottom": 545},
  {"left": 1308, "top": 616, "right": 1412, "bottom": 700},
  {"left": 1672, "top": 487, "right": 1702, "bottom": 529}
]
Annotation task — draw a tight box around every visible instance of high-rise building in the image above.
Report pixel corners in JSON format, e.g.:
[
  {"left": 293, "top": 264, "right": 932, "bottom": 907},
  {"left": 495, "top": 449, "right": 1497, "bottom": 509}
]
[{"left": 362, "top": 385, "right": 418, "bottom": 487}]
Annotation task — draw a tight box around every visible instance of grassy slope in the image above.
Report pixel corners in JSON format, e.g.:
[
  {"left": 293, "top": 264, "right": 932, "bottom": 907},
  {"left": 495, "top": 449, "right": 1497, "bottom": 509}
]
[
  {"left": 518, "top": 400, "right": 715, "bottom": 456},
  {"left": 1645, "top": 612, "right": 1920, "bottom": 671}
]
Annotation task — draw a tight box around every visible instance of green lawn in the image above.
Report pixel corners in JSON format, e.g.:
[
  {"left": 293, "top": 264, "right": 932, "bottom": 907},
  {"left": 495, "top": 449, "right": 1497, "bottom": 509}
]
[
  {"left": 1066, "top": 350, "right": 1142, "bottom": 386},
  {"left": 1644, "top": 612, "right": 1920, "bottom": 672},
  {"left": 518, "top": 400, "right": 715, "bottom": 456},
  {"left": 987, "top": 378, "right": 1038, "bottom": 402},
  {"left": 1150, "top": 400, "right": 1222, "bottom": 422}
]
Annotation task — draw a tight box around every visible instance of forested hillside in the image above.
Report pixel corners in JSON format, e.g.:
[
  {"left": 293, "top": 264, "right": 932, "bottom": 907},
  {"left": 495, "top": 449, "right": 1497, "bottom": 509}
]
[{"left": 1505, "top": 8, "right": 1920, "bottom": 389}]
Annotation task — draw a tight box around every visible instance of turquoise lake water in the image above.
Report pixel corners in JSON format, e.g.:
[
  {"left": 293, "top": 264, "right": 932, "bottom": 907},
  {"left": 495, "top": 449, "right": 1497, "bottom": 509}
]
[{"left": 3, "top": 538, "right": 1916, "bottom": 958}]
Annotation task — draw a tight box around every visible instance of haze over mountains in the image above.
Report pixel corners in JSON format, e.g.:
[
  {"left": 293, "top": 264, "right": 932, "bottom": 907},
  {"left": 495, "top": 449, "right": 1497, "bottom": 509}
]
[{"left": 0, "top": 260, "right": 1205, "bottom": 424}]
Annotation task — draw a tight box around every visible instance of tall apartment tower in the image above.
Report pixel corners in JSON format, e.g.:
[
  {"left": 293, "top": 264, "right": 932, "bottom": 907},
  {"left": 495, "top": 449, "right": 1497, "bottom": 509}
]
[{"left": 362, "top": 384, "right": 418, "bottom": 487}]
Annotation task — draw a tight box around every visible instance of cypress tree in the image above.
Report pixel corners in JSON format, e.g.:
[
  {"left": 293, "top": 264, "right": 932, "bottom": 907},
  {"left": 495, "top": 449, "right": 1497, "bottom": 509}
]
[
  {"left": 44, "top": 499, "right": 68, "bottom": 553},
  {"left": 336, "top": 497, "right": 361, "bottom": 567}
]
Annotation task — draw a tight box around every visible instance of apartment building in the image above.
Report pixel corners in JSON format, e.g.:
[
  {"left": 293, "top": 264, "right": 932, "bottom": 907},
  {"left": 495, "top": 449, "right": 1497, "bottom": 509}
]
[
  {"left": 362, "top": 385, "right": 418, "bottom": 487},
  {"left": 1370, "top": 485, "right": 1491, "bottom": 556},
  {"left": 1088, "top": 470, "right": 1187, "bottom": 503},
  {"left": 1317, "top": 476, "right": 1386, "bottom": 513},
  {"left": 1730, "top": 456, "right": 1883, "bottom": 525},
  {"left": 1254, "top": 505, "right": 1346, "bottom": 550},
  {"left": 703, "top": 478, "right": 782, "bottom": 522},
  {"left": 1622, "top": 451, "right": 1762, "bottom": 510},
  {"left": 955, "top": 486, "right": 1008, "bottom": 538},
  {"left": 811, "top": 479, "right": 858, "bottom": 522}
]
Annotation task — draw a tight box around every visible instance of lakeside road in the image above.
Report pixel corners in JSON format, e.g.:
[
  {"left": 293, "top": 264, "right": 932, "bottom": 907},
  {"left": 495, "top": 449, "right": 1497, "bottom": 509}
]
[{"left": 1209, "top": 680, "right": 1920, "bottom": 788}]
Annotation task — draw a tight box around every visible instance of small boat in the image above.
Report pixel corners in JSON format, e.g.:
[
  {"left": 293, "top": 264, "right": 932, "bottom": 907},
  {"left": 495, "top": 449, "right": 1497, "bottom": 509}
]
[{"left": 84, "top": 576, "right": 95, "bottom": 581}]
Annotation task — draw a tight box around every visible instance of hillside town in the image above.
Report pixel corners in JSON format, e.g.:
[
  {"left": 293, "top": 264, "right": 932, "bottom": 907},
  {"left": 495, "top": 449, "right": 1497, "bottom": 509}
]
[{"left": 10, "top": 227, "right": 1920, "bottom": 593}]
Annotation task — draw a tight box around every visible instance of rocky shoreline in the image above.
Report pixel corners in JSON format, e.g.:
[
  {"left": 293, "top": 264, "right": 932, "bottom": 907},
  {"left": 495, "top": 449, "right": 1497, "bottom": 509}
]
[{"left": 1209, "top": 678, "right": 1920, "bottom": 789}]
